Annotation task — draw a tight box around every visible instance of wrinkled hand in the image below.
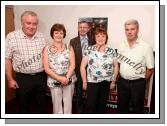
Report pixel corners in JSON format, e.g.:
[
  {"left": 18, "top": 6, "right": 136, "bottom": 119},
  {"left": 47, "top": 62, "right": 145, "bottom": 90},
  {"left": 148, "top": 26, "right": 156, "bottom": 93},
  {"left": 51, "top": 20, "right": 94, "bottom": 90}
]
[
  {"left": 110, "top": 83, "right": 116, "bottom": 90},
  {"left": 83, "top": 82, "right": 87, "bottom": 90},
  {"left": 8, "top": 80, "right": 19, "bottom": 89}
]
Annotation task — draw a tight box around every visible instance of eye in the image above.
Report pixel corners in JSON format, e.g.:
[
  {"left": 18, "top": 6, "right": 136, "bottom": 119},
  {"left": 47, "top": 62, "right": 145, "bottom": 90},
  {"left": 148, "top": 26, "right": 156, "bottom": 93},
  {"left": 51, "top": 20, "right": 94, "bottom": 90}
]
[
  {"left": 60, "top": 32, "right": 64, "bottom": 35},
  {"left": 32, "top": 23, "right": 37, "bottom": 26},
  {"left": 26, "top": 22, "right": 31, "bottom": 25}
]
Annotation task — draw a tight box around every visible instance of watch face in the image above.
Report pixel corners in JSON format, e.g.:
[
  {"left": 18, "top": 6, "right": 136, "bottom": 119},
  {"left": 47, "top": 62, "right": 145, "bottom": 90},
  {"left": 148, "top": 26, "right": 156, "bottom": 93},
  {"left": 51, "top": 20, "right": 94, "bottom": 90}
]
[{"left": 69, "top": 78, "right": 72, "bottom": 84}]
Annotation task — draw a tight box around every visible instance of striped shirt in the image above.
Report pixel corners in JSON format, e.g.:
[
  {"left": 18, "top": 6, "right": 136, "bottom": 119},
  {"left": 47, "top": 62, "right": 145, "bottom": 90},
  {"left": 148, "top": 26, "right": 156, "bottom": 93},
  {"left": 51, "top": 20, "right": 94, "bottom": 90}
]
[{"left": 5, "top": 30, "right": 47, "bottom": 73}]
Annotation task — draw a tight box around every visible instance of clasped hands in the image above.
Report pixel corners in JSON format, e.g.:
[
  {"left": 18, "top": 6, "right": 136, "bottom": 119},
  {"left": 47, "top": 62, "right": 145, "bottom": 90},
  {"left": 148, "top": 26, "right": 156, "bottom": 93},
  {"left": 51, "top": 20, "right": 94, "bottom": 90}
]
[{"left": 59, "top": 76, "right": 72, "bottom": 86}]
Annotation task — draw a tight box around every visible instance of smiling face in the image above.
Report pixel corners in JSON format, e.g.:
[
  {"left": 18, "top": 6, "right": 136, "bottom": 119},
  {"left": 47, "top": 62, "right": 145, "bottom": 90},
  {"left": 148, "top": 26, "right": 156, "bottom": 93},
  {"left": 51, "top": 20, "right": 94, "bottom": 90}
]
[
  {"left": 78, "top": 22, "right": 90, "bottom": 37},
  {"left": 125, "top": 24, "right": 138, "bottom": 41},
  {"left": 125, "top": 22, "right": 139, "bottom": 42},
  {"left": 95, "top": 32, "right": 107, "bottom": 46},
  {"left": 21, "top": 15, "right": 38, "bottom": 38},
  {"left": 53, "top": 30, "right": 64, "bottom": 43},
  {"left": 94, "top": 27, "right": 108, "bottom": 46}
]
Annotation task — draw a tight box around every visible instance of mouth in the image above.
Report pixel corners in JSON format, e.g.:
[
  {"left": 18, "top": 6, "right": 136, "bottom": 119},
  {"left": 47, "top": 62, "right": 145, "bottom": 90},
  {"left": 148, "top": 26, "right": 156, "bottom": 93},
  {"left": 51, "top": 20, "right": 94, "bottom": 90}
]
[
  {"left": 128, "top": 35, "right": 133, "bottom": 37},
  {"left": 28, "top": 29, "right": 35, "bottom": 32}
]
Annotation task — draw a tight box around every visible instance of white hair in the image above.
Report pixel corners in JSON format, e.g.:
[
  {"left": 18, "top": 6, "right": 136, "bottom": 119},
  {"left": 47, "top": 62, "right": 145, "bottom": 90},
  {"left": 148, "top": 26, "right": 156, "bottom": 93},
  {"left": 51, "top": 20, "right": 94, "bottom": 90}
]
[{"left": 124, "top": 19, "right": 139, "bottom": 29}]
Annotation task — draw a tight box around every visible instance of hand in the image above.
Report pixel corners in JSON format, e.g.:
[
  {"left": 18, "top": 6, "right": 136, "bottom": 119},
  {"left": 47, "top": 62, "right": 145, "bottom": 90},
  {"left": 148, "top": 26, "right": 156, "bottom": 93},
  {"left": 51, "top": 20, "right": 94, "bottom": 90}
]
[
  {"left": 110, "top": 83, "right": 116, "bottom": 90},
  {"left": 83, "top": 81, "right": 87, "bottom": 90},
  {"left": 59, "top": 76, "right": 69, "bottom": 86},
  {"left": 145, "top": 77, "right": 150, "bottom": 83},
  {"left": 8, "top": 80, "right": 19, "bottom": 89}
]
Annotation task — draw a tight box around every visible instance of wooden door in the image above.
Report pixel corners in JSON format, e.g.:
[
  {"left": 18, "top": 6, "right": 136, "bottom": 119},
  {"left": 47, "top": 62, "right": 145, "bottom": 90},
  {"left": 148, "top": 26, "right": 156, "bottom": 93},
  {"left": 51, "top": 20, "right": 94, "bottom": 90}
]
[{"left": 5, "top": 6, "right": 15, "bottom": 102}]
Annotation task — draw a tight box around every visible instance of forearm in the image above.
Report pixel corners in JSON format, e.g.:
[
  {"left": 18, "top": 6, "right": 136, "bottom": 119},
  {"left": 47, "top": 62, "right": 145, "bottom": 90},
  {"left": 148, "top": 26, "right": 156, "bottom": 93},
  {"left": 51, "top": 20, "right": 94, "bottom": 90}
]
[
  {"left": 44, "top": 68, "right": 63, "bottom": 82},
  {"left": 113, "top": 68, "right": 118, "bottom": 83},
  {"left": 66, "top": 65, "right": 75, "bottom": 79},
  {"left": 145, "top": 68, "right": 154, "bottom": 80},
  {"left": 113, "top": 60, "right": 119, "bottom": 83},
  {"left": 5, "top": 59, "right": 14, "bottom": 81},
  {"left": 66, "top": 46, "right": 75, "bottom": 79},
  {"left": 80, "top": 67, "right": 87, "bottom": 83}
]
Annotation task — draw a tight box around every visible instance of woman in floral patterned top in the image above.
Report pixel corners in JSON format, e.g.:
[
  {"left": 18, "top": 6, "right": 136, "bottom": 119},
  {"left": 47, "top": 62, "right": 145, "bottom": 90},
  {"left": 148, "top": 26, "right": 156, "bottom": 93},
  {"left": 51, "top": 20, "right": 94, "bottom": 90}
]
[
  {"left": 43, "top": 24, "right": 76, "bottom": 114},
  {"left": 80, "top": 27, "right": 119, "bottom": 113}
]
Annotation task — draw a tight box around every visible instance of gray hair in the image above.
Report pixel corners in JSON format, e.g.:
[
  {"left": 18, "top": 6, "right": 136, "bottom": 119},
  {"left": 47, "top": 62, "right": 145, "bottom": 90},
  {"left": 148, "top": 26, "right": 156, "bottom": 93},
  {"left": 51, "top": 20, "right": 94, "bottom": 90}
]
[
  {"left": 124, "top": 19, "right": 139, "bottom": 29},
  {"left": 21, "top": 11, "right": 38, "bottom": 22}
]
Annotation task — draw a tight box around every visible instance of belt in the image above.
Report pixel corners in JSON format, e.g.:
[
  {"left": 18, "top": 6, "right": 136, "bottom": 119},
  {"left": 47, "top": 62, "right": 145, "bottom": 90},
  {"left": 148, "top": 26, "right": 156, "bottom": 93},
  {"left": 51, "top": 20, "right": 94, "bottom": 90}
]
[
  {"left": 120, "top": 76, "right": 145, "bottom": 82},
  {"left": 53, "top": 78, "right": 72, "bottom": 86},
  {"left": 16, "top": 71, "right": 44, "bottom": 76}
]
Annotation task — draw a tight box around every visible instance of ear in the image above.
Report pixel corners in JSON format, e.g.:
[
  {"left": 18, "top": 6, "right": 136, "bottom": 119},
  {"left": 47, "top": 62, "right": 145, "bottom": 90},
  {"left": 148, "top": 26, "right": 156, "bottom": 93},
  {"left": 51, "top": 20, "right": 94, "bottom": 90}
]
[
  {"left": 137, "top": 28, "right": 139, "bottom": 34},
  {"left": 88, "top": 27, "right": 91, "bottom": 31}
]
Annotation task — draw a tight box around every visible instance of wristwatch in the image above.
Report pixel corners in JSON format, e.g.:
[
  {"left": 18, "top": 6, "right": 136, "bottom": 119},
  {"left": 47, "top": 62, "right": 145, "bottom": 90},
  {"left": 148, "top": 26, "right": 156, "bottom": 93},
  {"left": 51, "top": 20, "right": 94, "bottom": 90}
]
[{"left": 66, "top": 76, "right": 72, "bottom": 84}]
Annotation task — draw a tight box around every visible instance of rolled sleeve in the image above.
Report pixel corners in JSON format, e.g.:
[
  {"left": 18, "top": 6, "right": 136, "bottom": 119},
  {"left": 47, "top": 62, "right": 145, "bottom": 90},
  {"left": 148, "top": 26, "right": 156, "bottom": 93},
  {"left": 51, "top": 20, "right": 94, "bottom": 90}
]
[
  {"left": 145, "top": 46, "right": 154, "bottom": 69},
  {"left": 5, "top": 35, "right": 13, "bottom": 59}
]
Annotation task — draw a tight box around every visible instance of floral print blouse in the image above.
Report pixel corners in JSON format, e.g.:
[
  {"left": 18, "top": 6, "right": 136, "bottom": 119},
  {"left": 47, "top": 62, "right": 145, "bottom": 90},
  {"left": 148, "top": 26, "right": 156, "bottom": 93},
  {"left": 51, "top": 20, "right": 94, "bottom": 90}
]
[
  {"left": 84, "top": 45, "right": 117, "bottom": 83},
  {"left": 46, "top": 44, "right": 76, "bottom": 88}
]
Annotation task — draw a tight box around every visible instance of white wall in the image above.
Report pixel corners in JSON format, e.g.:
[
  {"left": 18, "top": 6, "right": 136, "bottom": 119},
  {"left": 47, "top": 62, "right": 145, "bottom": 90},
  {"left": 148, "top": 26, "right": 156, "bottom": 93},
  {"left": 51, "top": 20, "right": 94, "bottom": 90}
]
[{"left": 14, "top": 5, "right": 155, "bottom": 50}]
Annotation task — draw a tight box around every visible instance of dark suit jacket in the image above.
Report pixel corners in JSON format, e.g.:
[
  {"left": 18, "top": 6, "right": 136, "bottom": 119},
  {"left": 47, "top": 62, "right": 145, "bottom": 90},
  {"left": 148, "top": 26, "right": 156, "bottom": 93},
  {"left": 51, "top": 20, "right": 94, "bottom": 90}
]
[{"left": 70, "top": 36, "right": 93, "bottom": 82}]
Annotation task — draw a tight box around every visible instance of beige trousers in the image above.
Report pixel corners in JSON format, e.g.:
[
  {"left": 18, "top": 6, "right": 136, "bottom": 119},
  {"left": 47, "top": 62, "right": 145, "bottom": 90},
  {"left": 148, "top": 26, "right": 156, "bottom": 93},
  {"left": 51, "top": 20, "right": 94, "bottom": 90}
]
[{"left": 50, "top": 83, "right": 74, "bottom": 114}]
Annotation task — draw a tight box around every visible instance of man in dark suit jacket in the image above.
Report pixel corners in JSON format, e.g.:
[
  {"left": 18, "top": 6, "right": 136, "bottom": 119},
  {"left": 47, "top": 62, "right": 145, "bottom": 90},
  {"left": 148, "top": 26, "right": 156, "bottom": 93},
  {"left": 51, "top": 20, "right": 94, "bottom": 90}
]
[{"left": 70, "top": 20, "right": 94, "bottom": 114}]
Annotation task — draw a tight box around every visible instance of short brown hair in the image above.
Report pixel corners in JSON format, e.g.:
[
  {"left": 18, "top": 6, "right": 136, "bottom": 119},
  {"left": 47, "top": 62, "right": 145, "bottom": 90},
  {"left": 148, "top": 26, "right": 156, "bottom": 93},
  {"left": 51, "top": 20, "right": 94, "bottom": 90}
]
[
  {"left": 94, "top": 27, "right": 108, "bottom": 44},
  {"left": 50, "top": 23, "right": 66, "bottom": 38}
]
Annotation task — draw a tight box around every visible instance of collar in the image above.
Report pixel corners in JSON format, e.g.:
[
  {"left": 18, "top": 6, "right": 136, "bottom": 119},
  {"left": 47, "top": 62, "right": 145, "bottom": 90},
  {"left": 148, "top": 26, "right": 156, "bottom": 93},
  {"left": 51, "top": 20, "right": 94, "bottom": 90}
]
[
  {"left": 20, "top": 29, "right": 38, "bottom": 39},
  {"left": 124, "top": 37, "right": 140, "bottom": 47},
  {"left": 80, "top": 35, "right": 88, "bottom": 40}
]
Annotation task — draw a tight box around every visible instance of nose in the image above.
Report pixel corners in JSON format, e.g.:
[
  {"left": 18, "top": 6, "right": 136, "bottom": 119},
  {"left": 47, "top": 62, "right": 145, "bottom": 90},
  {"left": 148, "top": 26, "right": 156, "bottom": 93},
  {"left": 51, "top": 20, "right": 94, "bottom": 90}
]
[
  {"left": 30, "top": 24, "right": 36, "bottom": 29},
  {"left": 127, "top": 30, "right": 132, "bottom": 34}
]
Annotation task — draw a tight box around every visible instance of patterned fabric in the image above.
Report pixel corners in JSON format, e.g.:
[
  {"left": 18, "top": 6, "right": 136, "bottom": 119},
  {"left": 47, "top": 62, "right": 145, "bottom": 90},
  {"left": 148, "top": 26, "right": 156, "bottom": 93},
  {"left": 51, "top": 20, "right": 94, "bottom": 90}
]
[
  {"left": 47, "top": 44, "right": 76, "bottom": 88},
  {"left": 80, "top": 36, "right": 88, "bottom": 56},
  {"left": 5, "top": 30, "right": 46, "bottom": 73},
  {"left": 84, "top": 45, "right": 116, "bottom": 83}
]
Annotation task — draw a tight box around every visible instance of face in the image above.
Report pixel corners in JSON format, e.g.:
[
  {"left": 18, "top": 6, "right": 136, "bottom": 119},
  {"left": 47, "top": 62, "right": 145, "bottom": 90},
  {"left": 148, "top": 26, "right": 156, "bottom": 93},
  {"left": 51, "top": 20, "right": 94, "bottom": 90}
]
[
  {"left": 53, "top": 30, "right": 64, "bottom": 43},
  {"left": 95, "top": 33, "right": 106, "bottom": 46},
  {"left": 78, "top": 22, "right": 90, "bottom": 36},
  {"left": 125, "top": 24, "right": 138, "bottom": 41},
  {"left": 22, "top": 15, "right": 38, "bottom": 38}
]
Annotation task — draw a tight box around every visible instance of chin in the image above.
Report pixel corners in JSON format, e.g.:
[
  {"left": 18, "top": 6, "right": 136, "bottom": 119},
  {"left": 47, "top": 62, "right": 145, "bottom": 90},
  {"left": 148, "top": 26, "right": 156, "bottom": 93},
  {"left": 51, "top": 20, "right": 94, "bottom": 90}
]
[{"left": 28, "top": 32, "right": 35, "bottom": 36}]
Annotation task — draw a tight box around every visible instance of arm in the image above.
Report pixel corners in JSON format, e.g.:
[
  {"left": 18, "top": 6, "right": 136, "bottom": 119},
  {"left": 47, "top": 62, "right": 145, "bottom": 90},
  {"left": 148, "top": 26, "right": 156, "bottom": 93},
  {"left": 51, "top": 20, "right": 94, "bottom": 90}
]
[
  {"left": 145, "top": 45, "right": 154, "bottom": 81},
  {"left": 65, "top": 46, "right": 75, "bottom": 84},
  {"left": 145, "top": 68, "right": 154, "bottom": 81},
  {"left": 80, "top": 57, "right": 88, "bottom": 90},
  {"left": 110, "top": 59, "right": 119, "bottom": 89},
  {"left": 5, "top": 58, "right": 18, "bottom": 89},
  {"left": 113, "top": 59, "right": 119, "bottom": 83},
  {"left": 42, "top": 47, "right": 68, "bottom": 85}
]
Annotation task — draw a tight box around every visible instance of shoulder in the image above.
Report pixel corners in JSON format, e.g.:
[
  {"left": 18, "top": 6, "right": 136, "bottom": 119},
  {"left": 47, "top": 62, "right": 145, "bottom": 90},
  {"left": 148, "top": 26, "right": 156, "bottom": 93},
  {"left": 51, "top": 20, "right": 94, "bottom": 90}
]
[
  {"left": 65, "top": 43, "right": 71, "bottom": 49},
  {"left": 117, "top": 41, "right": 126, "bottom": 52},
  {"left": 106, "top": 45, "right": 115, "bottom": 50},
  {"left": 105, "top": 46, "right": 116, "bottom": 53},
  {"left": 6, "top": 30, "right": 21, "bottom": 39},
  {"left": 70, "top": 36, "right": 79, "bottom": 44},
  {"left": 36, "top": 31, "right": 45, "bottom": 38},
  {"left": 44, "top": 42, "right": 52, "bottom": 50},
  {"left": 138, "top": 39, "right": 152, "bottom": 50}
]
